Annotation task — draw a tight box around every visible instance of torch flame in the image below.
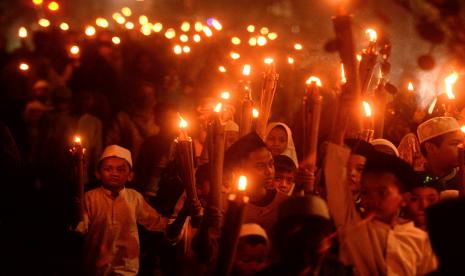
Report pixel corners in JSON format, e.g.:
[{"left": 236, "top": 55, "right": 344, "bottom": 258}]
[
  {"left": 179, "top": 115, "right": 188, "bottom": 128},
  {"left": 287, "top": 57, "right": 295, "bottom": 64},
  {"left": 356, "top": 54, "right": 362, "bottom": 62},
  {"left": 461, "top": 125, "right": 465, "bottom": 134},
  {"left": 220, "top": 91, "right": 231, "bottom": 100},
  {"left": 428, "top": 98, "right": 437, "bottom": 115},
  {"left": 445, "top": 72, "right": 458, "bottom": 100},
  {"left": 214, "top": 103, "right": 223, "bottom": 113},
  {"left": 18, "top": 27, "right": 28, "bottom": 38},
  {"left": 341, "top": 64, "right": 347, "bottom": 84},
  {"left": 218, "top": 66, "right": 227, "bottom": 73},
  {"left": 408, "top": 82, "right": 414, "bottom": 91},
  {"left": 242, "top": 64, "right": 251, "bottom": 76},
  {"left": 306, "top": 76, "right": 322, "bottom": 87},
  {"left": 362, "top": 101, "right": 372, "bottom": 117},
  {"left": 252, "top": 108, "right": 259, "bottom": 118},
  {"left": 264, "top": 57, "right": 274, "bottom": 65},
  {"left": 74, "top": 136, "right": 82, "bottom": 144},
  {"left": 238, "top": 175, "right": 247, "bottom": 191},
  {"left": 365, "top": 29, "right": 377, "bottom": 43}
]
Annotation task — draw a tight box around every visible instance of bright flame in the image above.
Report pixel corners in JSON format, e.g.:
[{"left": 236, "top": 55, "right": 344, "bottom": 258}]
[
  {"left": 248, "top": 37, "right": 257, "bottom": 46},
  {"left": 96, "top": 18, "right": 109, "bottom": 28},
  {"left": 408, "top": 82, "right": 414, "bottom": 91},
  {"left": 112, "top": 36, "right": 121, "bottom": 45},
  {"left": 113, "top": 13, "right": 126, "bottom": 24},
  {"left": 180, "top": 34, "right": 189, "bottom": 42},
  {"left": 153, "top": 23, "right": 163, "bottom": 32},
  {"left": 19, "top": 63, "right": 29, "bottom": 71},
  {"left": 202, "top": 26, "right": 213, "bottom": 37},
  {"left": 220, "top": 91, "right": 231, "bottom": 100},
  {"left": 182, "top": 46, "right": 191, "bottom": 53},
  {"left": 341, "top": 63, "right": 347, "bottom": 84},
  {"left": 247, "top": 25, "right": 255, "bottom": 32},
  {"left": 38, "top": 18, "right": 50, "bottom": 28},
  {"left": 260, "top": 27, "right": 269, "bottom": 35},
  {"left": 267, "top": 32, "right": 278, "bottom": 40},
  {"left": 231, "top": 37, "right": 241, "bottom": 45},
  {"left": 173, "top": 45, "right": 182, "bottom": 55},
  {"left": 181, "top": 22, "right": 190, "bottom": 32},
  {"left": 125, "top": 22, "right": 135, "bottom": 30},
  {"left": 165, "top": 28, "right": 176, "bottom": 39},
  {"left": 362, "top": 101, "right": 372, "bottom": 117},
  {"left": 252, "top": 108, "right": 259, "bottom": 118},
  {"left": 242, "top": 64, "right": 251, "bottom": 76},
  {"left": 218, "top": 66, "right": 227, "bottom": 73},
  {"left": 18, "top": 27, "right": 27, "bottom": 38},
  {"left": 59, "top": 22, "right": 69, "bottom": 31},
  {"left": 47, "top": 1, "right": 59, "bottom": 12},
  {"left": 306, "top": 76, "right": 322, "bottom": 87},
  {"left": 230, "top": 52, "right": 240, "bottom": 60},
  {"left": 32, "top": 0, "right": 43, "bottom": 5},
  {"left": 287, "top": 57, "right": 295, "bottom": 64},
  {"left": 70, "top": 45, "right": 80, "bottom": 55},
  {"left": 214, "top": 102, "right": 223, "bottom": 113},
  {"left": 179, "top": 116, "right": 188, "bottom": 128},
  {"left": 445, "top": 72, "right": 458, "bottom": 100},
  {"left": 85, "top": 26, "right": 96, "bottom": 37},
  {"left": 139, "top": 15, "right": 149, "bottom": 25},
  {"left": 141, "top": 24, "right": 152, "bottom": 36},
  {"left": 193, "top": 34, "right": 201, "bottom": 42},
  {"left": 238, "top": 175, "right": 247, "bottom": 191},
  {"left": 74, "top": 136, "right": 81, "bottom": 144},
  {"left": 194, "top": 22, "right": 203, "bottom": 32},
  {"left": 356, "top": 54, "right": 362, "bottom": 62},
  {"left": 294, "top": 43, "right": 303, "bottom": 50},
  {"left": 461, "top": 125, "right": 465, "bottom": 133},
  {"left": 264, "top": 57, "right": 274, "bottom": 64},
  {"left": 365, "top": 28, "right": 377, "bottom": 42},
  {"left": 121, "top": 7, "right": 132, "bottom": 17},
  {"left": 257, "top": 36, "right": 267, "bottom": 46},
  {"left": 211, "top": 19, "right": 222, "bottom": 31},
  {"left": 428, "top": 98, "right": 437, "bottom": 115}
]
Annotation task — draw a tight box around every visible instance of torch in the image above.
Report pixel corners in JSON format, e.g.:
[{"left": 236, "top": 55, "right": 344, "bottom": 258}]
[
  {"left": 359, "top": 29, "right": 378, "bottom": 96},
  {"left": 70, "top": 135, "right": 86, "bottom": 221},
  {"left": 444, "top": 72, "right": 458, "bottom": 117},
  {"left": 239, "top": 64, "right": 254, "bottom": 138},
  {"left": 256, "top": 58, "right": 279, "bottom": 139},
  {"left": 175, "top": 115, "right": 203, "bottom": 227},
  {"left": 360, "top": 101, "right": 374, "bottom": 142}
]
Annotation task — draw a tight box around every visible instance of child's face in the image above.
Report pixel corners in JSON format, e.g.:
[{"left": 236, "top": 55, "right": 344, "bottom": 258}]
[
  {"left": 274, "top": 171, "right": 295, "bottom": 194},
  {"left": 347, "top": 154, "right": 366, "bottom": 198},
  {"left": 235, "top": 243, "right": 268, "bottom": 275},
  {"left": 361, "top": 173, "right": 405, "bottom": 224},
  {"left": 406, "top": 187, "right": 439, "bottom": 229},
  {"left": 265, "top": 126, "right": 288, "bottom": 156},
  {"left": 96, "top": 157, "right": 133, "bottom": 190}
]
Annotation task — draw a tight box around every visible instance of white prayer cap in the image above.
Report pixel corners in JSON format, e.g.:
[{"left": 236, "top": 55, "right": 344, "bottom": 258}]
[
  {"left": 239, "top": 223, "right": 268, "bottom": 242},
  {"left": 225, "top": 120, "right": 239, "bottom": 132},
  {"left": 33, "top": 80, "right": 49, "bottom": 90},
  {"left": 99, "top": 145, "right": 133, "bottom": 167},
  {"left": 371, "top": 139, "right": 399, "bottom": 157},
  {"left": 417, "top": 117, "right": 460, "bottom": 144}
]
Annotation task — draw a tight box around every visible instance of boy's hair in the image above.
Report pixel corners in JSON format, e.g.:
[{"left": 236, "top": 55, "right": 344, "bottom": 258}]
[
  {"left": 363, "top": 151, "right": 416, "bottom": 193},
  {"left": 274, "top": 155, "right": 297, "bottom": 173},
  {"left": 224, "top": 132, "right": 268, "bottom": 171},
  {"left": 407, "top": 172, "right": 441, "bottom": 193},
  {"left": 344, "top": 138, "right": 375, "bottom": 159},
  {"left": 419, "top": 134, "right": 446, "bottom": 157}
]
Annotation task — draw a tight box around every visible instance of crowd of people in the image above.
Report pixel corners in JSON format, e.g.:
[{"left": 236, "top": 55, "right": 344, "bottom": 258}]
[{"left": 1, "top": 22, "right": 465, "bottom": 276}]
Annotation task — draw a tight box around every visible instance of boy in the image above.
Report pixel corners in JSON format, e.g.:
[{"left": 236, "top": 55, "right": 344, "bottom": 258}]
[
  {"left": 273, "top": 155, "right": 297, "bottom": 195},
  {"left": 76, "top": 145, "right": 167, "bottom": 275},
  {"left": 233, "top": 223, "right": 269, "bottom": 276},
  {"left": 417, "top": 116, "right": 463, "bottom": 192},
  {"left": 325, "top": 144, "right": 436, "bottom": 275}
]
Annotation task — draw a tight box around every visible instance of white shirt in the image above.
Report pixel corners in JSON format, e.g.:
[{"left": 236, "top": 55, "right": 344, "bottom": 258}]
[
  {"left": 324, "top": 143, "right": 437, "bottom": 276},
  {"left": 76, "top": 187, "right": 167, "bottom": 276}
]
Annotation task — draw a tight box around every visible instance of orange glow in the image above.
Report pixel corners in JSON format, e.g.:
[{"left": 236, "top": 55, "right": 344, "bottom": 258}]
[
  {"left": 19, "top": 63, "right": 29, "bottom": 71},
  {"left": 356, "top": 54, "right": 362, "bottom": 62},
  {"left": 247, "top": 25, "right": 255, "bottom": 33},
  {"left": 220, "top": 91, "right": 231, "bottom": 100},
  {"left": 362, "top": 101, "right": 372, "bottom": 117},
  {"left": 306, "top": 76, "right": 322, "bottom": 87},
  {"left": 173, "top": 45, "right": 182, "bottom": 55},
  {"left": 181, "top": 22, "right": 190, "bottom": 32},
  {"left": 18, "top": 27, "right": 28, "bottom": 38},
  {"left": 153, "top": 23, "right": 163, "bottom": 32},
  {"left": 59, "top": 22, "right": 69, "bottom": 31},
  {"left": 112, "top": 36, "right": 121, "bottom": 45},
  {"left": 165, "top": 28, "right": 176, "bottom": 39},
  {"left": 218, "top": 66, "right": 227, "bottom": 73},
  {"left": 287, "top": 57, "right": 295, "bottom": 64},
  {"left": 96, "top": 18, "right": 109, "bottom": 28},
  {"left": 238, "top": 175, "right": 247, "bottom": 191},
  {"left": 445, "top": 72, "right": 458, "bottom": 100},
  {"left": 230, "top": 52, "right": 240, "bottom": 60},
  {"left": 202, "top": 26, "right": 213, "bottom": 37},
  {"left": 182, "top": 46, "right": 191, "bottom": 53},
  {"left": 365, "top": 28, "right": 377, "bottom": 42},
  {"left": 214, "top": 102, "right": 223, "bottom": 113},
  {"left": 121, "top": 7, "right": 132, "bottom": 17},
  {"left": 252, "top": 108, "right": 259, "bottom": 118},
  {"left": 408, "top": 82, "right": 414, "bottom": 91},
  {"left": 211, "top": 19, "right": 222, "bottom": 31},
  {"left": 47, "top": 1, "right": 59, "bottom": 12},
  {"left": 461, "top": 125, "right": 465, "bottom": 133},
  {"left": 242, "top": 64, "right": 251, "bottom": 76},
  {"left": 193, "top": 34, "right": 201, "bottom": 43},
  {"left": 69, "top": 45, "right": 80, "bottom": 55},
  {"left": 294, "top": 43, "right": 303, "bottom": 50},
  {"left": 264, "top": 57, "right": 274, "bottom": 64},
  {"left": 74, "top": 136, "right": 82, "bottom": 144},
  {"left": 231, "top": 37, "right": 241, "bottom": 45},
  {"left": 85, "top": 26, "right": 96, "bottom": 36},
  {"left": 341, "top": 63, "right": 347, "bottom": 84},
  {"left": 38, "top": 18, "right": 50, "bottom": 28},
  {"left": 179, "top": 115, "right": 188, "bottom": 128},
  {"left": 125, "top": 22, "right": 135, "bottom": 30}
]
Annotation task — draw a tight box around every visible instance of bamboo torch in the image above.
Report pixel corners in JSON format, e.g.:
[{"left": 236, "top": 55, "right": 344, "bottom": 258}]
[
  {"left": 215, "top": 175, "right": 249, "bottom": 276},
  {"left": 256, "top": 58, "right": 279, "bottom": 139},
  {"left": 359, "top": 29, "right": 378, "bottom": 96},
  {"left": 239, "top": 64, "right": 254, "bottom": 137},
  {"left": 360, "top": 101, "right": 374, "bottom": 142},
  {"left": 175, "top": 115, "right": 203, "bottom": 227},
  {"left": 444, "top": 72, "right": 458, "bottom": 117},
  {"left": 70, "top": 135, "right": 86, "bottom": 221}
]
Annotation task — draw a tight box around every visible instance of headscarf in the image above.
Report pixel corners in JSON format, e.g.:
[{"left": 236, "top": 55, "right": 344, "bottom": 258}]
[{"left": 265, "top": 122, "right": 298, "bottom": 167}]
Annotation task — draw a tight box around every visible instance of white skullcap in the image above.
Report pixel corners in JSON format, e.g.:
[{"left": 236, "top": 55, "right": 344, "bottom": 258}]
[
  {"left": 99, "top": 145, "right": 133, "bottom": 167},
  {"left": 239, "top": 223, "right": 268, "bottom": 242},
  {"left": 417, "top": 117, "right": 460, "bottom": 144},
  {"left": 371, "top": 138, "right": 399, "bottom": 157}
]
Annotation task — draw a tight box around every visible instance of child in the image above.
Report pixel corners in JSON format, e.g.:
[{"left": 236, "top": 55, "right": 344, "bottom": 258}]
[
  {"left": 233, "top": 223, "right": 269, "bottom": 276},
  {"left": 325, "top": 144, "right": 437, "bottom": 275},
  {"left": 273, "top": 155, "right": 297, "bottom": 195},
  {"left": 76, "top": 145, "right": 167, "bottom": 275},
  {"left": 264, "top": 122, "right": 298, "bottom": 167}
]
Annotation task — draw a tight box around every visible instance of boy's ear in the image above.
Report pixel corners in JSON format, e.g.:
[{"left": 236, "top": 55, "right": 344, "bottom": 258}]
[{"left": 127, "top": 171, "right": 134, "bottom": 182}]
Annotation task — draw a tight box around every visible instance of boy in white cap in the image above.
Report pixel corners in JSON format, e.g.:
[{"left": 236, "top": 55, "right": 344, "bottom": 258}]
[
  {"left": 417, "top": 116, "right": 464, "bottom": 192},
  {"left": 75, "top": 145, "right": 167, "bottom": 276},
  {"left": 232, "top": 223, "right": 269, "bottom": 275}
]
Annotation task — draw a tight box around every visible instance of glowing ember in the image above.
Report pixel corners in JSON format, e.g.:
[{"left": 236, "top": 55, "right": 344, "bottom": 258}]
[
  {"left": 19, "top": 63, "right": 29, "bottom": 71},
  {"left": 264, "top": 57, "right": 274, "bottom": 64},
  {"left": 218, "top": 66, "right": 227, "bottom": 73},
  {"left": 139, "top": 15, "right": 149, "bottom": 25},
  {"left": 96, "top": 18, "right": 109, "bottom": 28},
  {"left": 182, "top": 46, "right": 191, "bottom": 53},
  {"left": 248, "top": 37, "right": 257, "bottom": 46},
  {"left": 203, "top": 26, "right": 213, "bottom": 37},
  {"left": 174, "top": 45, "right": 182, "bottom": 55},
  {"left": 408, "top": 82, "right": 414, "bottom": 91},
  {"left": 260, "top": 27, "right": 269, "bottom": 35},
  {"left": 238, "top": 175, "right": 247, "bottom": 191},
  {"left": 267, "top": 32, "right": 278, "bottom": 40},
  {"left": 181, "top": 22, "right": 190, "bottom": 32},
  {"left": 112, "top": 36, "right": 121, "bottom": 45},
  {"left": 445, "top": 72, "right": 459, "bottom": 100},
  {"left": 38, "top": 18, "right": 50, "bottom": 28},
  {"left": 257, "top": 36, "right": 267, "bottom": 46},
  {"left": 18, "top": 27, "right": 27, "bottom": 38},
  {"left": 341, "top": 63, "right": 347, "bottom": 84},
  {"left": 230, "top": 52, "right": 240, "bottom": 60},
  {"left": 247, "top": 25, "right": 255, "bottom": 33},
  {"left": 85, "top": 26, "right": 96, "bottom": 36},
  {"left": 287, "top": 57, "right": 295, "bottom": 64},
  {"left": 70, "top": 45, "right": 80, "bottom": 55},
  {"left": 165, "top": 28, "right": 176, "bottom": 39},
  {"left": 365, "top": 28, "right": 377, "bottom": 42},
  {"left": 180, "top": 34, "right": 189, "bottom": 42},
  {"left": 362, "top": 101, "right": 373, "bottom": 117},
  {"left": 242, "top": 64, "right": 251, "bottom": 76},
  {"left": 231, "top": 37, "right": 241, "bottom": 45},
  {"left": 193, "top": 34, "right": 201, "bottom": 43},
  {"left": 59, "top": 22, "right": 69, "bottom": 31},
  {"left": 214, "top": 102, "right": 223, "bottom": 113},
  {"left": 252, "top": 108, "right": 259, "bottom": 118},
  {"left": 294, "top": 43, "right": 303, "bottom": 50},
  {"left": 306, "top": 76, "right": 322, "bottom": 87},
  {"left": 47, "top": 1, "right": 59, "bottom": 12},
  {"left": 121, "top": 7, "right": 132, "bottom": 17},
  {"left": 153, "top": 23, "right": 163, "bottom": 32},
  {"left": 125, "top": 22, "right": 135, "bottom": 30},
  {"left": 220, "top": 91, "right": 231, "bottom": 100}
]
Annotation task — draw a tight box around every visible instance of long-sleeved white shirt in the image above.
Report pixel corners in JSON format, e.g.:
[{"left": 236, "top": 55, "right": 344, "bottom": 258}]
[
  {"left": 76, "top": 187, "right": 167, "bottom": 276},
  {"left": 324, "top": 143, "right": 437, "bottom": 276}
]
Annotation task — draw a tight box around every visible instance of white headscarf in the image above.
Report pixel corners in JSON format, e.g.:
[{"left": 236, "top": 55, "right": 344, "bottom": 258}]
[{"left": 265, "top": 122, "right": 299, "bottom": 167}]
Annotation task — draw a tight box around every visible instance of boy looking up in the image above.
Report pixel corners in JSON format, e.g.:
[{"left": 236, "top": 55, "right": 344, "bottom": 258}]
[{"left": 76, "top": 145, "right": 167, "bottom": 275}]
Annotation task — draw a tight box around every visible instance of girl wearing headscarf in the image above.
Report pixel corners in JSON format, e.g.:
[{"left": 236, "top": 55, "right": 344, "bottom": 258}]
[{"left": 264, "top": 122, "right": 299, "bottom": 167}]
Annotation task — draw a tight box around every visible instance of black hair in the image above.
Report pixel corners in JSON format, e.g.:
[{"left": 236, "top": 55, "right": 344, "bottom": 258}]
[
  {"left": 344, "top": 138, "right": 375, "bottom": 159},
  {"left": 274, "top": 155, "right": 297, "bottom": 173},
  {"left": 420, "top": 134, "right": 446, "bottom": 157},
  {"left": 406, "top": 172, "right": 441, "bottom": 192}
]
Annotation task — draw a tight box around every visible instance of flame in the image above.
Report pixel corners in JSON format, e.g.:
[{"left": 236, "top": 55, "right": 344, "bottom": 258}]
[
  {"left": 218, "top": 66, "right": 227, "bottom": 73},
  {"left": 203, "top": 26, "right": 213, "bottom": 37},
  {"left": 341, "top": 63, "right": 347, "bottom": 84},
  {"left": 214, "top": 103, "right": 223, "bottom": 113},
  {"left": 238, "top": 175, "right": 247, "bottom": 191},
  {"left": 173, "top": 45, "right": 182, "bottom": 55},
  {"left": 112, "top": 36, "right": 121, "bottom": 45},
  {"left": 242, "top": 64, "right": 251, "bottom": 76},
  {"left": 180, "top": 34, "right": 189, "bottom": 42},
  {"left": 19, "top": 63, "right": 29, "bottom": 71},
  {"left": 47, "top": 1, "right": 59, "bottom": 12},
  {"left": 267, "top": 32, "right": 278, "bottom": 40},
  {"left": 153, "top": 23, "right": 163, "bottom": 32},
  {"left": 181, "top": 22, "right": 190, "bottom": 32},
  {"left": 257, "top": 36, "right": 267, "bottom": 46},
  {"left": 248, "top": 37, "right": 257, "bottom": 46},
  {"left": 70, "top": 45, "right": 80, "bottom": 55},
  {"left": 287, "top": 57, "right": 295, "bottom": 64},
  {"left": 179, "top": 115, "right": 188, "bottom": 128},
  {"left": 445, "top": 72, "right": 458, "bottom": 100},
  {"left": 306, "top": 76, "right": 322, "bottom": 87},
  {"left": 74, "top": 136, "right": 82, "bottom": 144},
  {"left": 121, "top": 7, "right": 132, "bottom": 17},
  {"left": 356, "top": 54, "right": 362, "bottom": 62},
  {"left": 210, "top": 19, "right": 222, "bottom": 31},
  {"left": 247, "top": 25, "right": 255, "bottom": 32},
  {"left": 220, "top": 91, "right": 231, "bottom": 100},
  {"left": 139, "top": 15, "right": 149, "bottom": 25},
  {"left": 231, "top": 37, "right": 241, "bottom": 45},
  {"left": 428, "top": 98, "right": 437, "bottom": 115},
  {"left": 264, "top": 57, "right": 274, "bottom": 64},
  {"left": 461, "top": 125, "right": 465, "bottom": 134},
  {"left": 165, "top": 28, "right": 176, "bottom": 39},
  {"left": 85, "top": 26, "right": 96, "bottom": 36},
  {"left": 408, "top": 82, "right": 414, "bottom": 91},
  {"left": 230, "top": 52, "right": 240, "bottom": 60},
  {"left": 38, "top": 18, "right": 50, "bottom": 28},
  {"left": 96, "top": 18, "right": 109, "bottom": 28},
  {"left": 182, "top": 46, "right": 191, "bottom": 53},
  {"left": 260, "top": 27, "right": 269, "bottom": 35},
  {"left": 362, "top": 101, "right": 372, "bottom": 117},
  {"left": 193, "top": 34, "right": 201, "bottom": 42},
  {"left": 125, "top": 22, "right": 135, "bottom": 30},
  {"left": 294, "top": 43, "right": 303, "bottom": 50},
  {"left": 59, "top": 22, "right": 69, "bottom": 31},
  {"left": 365, "top": 28, "right": 377, "bottom": 42},
  {"left": 252, "top": 108, "right": 259, "bottom": 118},
  {"left": 18, "top": 27, "right": 28, "bottom": 38}
]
